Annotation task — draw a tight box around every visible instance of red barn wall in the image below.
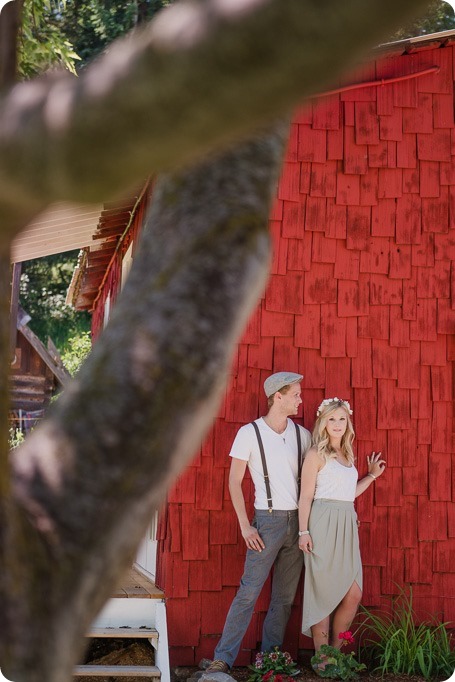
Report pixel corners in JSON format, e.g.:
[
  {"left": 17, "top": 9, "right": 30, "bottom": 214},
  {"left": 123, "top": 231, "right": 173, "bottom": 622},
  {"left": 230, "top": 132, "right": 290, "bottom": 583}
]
[{"left": 157, "top": 44, "right": 455, "bottom": 666}]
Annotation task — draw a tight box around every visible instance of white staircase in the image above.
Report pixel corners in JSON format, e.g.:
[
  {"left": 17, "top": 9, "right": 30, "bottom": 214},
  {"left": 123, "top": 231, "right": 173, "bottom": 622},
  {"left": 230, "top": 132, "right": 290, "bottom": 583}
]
[{"left": 74, "top": 595, "right": 170, "bottom": 680}]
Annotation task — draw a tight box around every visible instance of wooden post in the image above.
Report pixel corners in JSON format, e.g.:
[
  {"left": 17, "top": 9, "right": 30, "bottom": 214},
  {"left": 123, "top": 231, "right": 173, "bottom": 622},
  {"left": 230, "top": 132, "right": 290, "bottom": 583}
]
[{"left": 9, "top": 262, "right": 21, "bottom": 363}]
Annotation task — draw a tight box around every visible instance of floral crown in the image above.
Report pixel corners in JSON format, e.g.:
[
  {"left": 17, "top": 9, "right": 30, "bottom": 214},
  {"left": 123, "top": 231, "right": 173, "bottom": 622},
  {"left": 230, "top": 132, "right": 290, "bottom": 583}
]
[{"left": 316, "top": 397, "right": 353, "bottom": 417}]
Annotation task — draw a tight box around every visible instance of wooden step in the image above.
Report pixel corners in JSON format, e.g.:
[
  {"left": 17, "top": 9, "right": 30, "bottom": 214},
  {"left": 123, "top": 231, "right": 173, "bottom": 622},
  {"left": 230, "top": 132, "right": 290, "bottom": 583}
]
[
  {"left": 74, "top": 664, "right": 160, "bottom": 677},
  {"left": 87, "top": 626, "right": 158, "bottom": 644}
]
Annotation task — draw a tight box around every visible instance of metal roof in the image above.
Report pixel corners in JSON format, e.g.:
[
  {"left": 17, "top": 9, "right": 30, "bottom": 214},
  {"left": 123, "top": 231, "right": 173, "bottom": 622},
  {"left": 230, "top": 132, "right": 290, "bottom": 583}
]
[
  {"left": 11, "top": 202, "right": 103, "bottom": 263},
  {"left": 375, "top": 28, "right": 455, "bottom": 55}
]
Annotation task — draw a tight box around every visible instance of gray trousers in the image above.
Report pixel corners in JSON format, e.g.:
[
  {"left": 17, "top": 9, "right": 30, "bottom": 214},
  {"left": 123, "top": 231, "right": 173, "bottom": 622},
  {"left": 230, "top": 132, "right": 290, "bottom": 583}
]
[{"left": 214, "top": 509, "right": 303, "bottom": 667}]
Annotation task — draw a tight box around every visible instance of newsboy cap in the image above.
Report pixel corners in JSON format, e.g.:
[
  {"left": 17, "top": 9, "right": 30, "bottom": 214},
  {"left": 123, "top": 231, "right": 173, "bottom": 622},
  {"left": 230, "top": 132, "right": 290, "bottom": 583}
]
[{"left": 263, "top": 371, "right": 303, "bottom": 398}]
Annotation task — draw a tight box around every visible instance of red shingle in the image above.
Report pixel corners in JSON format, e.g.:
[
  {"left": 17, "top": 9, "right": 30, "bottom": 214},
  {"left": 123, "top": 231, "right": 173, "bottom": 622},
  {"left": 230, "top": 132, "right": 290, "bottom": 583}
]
[
  {"left": 312, "top": 232, "right": 337, "bottom": 263},
  {"left": 278, "top": 162, "right": 302, "bottom": 201},
  {"left": 378, "top": 168, "right": 403, "bottom": 198},
  {"left": 360, "top": 237, "right": 390, "bottom": 274},
  {"left": 390, "top": 307, "right": 410, "bottom": 348},
  {"left": 388, "top": 497, "right": 418, "bottom": 547},
  {"left": 346, "top": 206, "right": 371, "bottom": 250},
  {"left": 429, "top": 452, "right": 452, "bottom": 502},
  {"left": 189, "top": 545, "right": 222, "bottom": 591},
  {"left": 299, "top": 348, "right": 325, "bottom": 388},
  {"left": 412, "top": 232, "right": 435, "bottom": 267},
  {"left": 351, "top": 338, "right": 373, "bottom": 388},
  {"left": 287, "top": 233, "right": 312, "bottom": 271},
  {"left": 265, "top": 273, "right": 304, "bottom": 314},
  {"left": 309, "top": 161, "right": 337, "bottom": 197},
  {"left": 396, "top": 194, "right": 421, "bottom": 244},
  {"left": 402, "top": 167, "right": 420, "bottom": 194},
  {"left": 305, "top": 196, "right": 326, "bottom": 232},
  {"left": 403, "top": 93, "right": 433, "bottom": 133},
  {"left": 298, "top": 124, "right": 327, "bottom": 162},
  {"left": 389, "top": 244, "right": 412, "bottom": 279},
  {"left": 282, "top": 200, "right": 306, "bottom": 239},
  {"left": 294, "top": 305, "right": 321, "bottom": 349},
  {"left": 417, "top": 130, "right": 451, "bottom": 162},
  {"left": 370, "top": 274, "right": 403, "bottom": 304},
  {"left": 320, "top": 303, "right": 346, "bottom": 357},
  {"left": 334, "top": 241, "right": 361, "bottom": 280},
  {"left": 360, "top": 167, "right": 379, "bottom": 206},
  {"left": 371, "top": 199, "right": 396, "bottom": 237},
  {"left": 379, "top": 109, "right": 403, "bottom": 141},
  {"left": 355, "top": 101, "right": 380, "bottom": 145},
  {"left": 261, "top": 308, "right": 294, "bottom": 337},
  {"left": 418, "top": 498, "right": 447, "bottom": 541},
  {"left": 358, "top": 305, "right": 390, "bottom": 340},
  {"left": 402, "top": 444, "right": 429, "bottom": 495},
  {"left": 368, "top": 140, "right": 388, "bottom": 167},
  {"left": 420, "top": 161, "right": 440, "bottom": 198},
  {"left": 409, "top": 299, "right": 438, "bottom": 341},
  {"left": 336, "top": 172, "right": 360, "bottom": 205},
  {"left": 422, "top": 189, "right": 449, "bottom": 234},
  {"left": 325, "top": 198, "right": 347, "bottom": 238},
  {"left": 344, "top": 125, "right": 368, "bottom": 174},
  {"left": 396, "top": 133, "right": 417, "bottom": 168},
  {"left": 397, "top": 342, "right": 420, "bottom": 389},
  {"left": 338, "top": 278, "right": 369, "bottom": 317},
  {"left": 304, "top": 263, "right": 337, "bottom": 304},
  {"left": 431, "top": 401, "right": 453, "bottom": 454},
  {"left": 312, "top": 95, "right": 341, "bottom": 130},
  {"left": 247, "top": 337, "right": 274, "bottom": 370},
  {"left": 377, "top": 379, "right": 410, "bottom": 429},
  {"left": 434, "top": 93, "right": 455, "bottom": 128},
  {"left": 437, "top": 298, "right": 455, "bottom": 334}
]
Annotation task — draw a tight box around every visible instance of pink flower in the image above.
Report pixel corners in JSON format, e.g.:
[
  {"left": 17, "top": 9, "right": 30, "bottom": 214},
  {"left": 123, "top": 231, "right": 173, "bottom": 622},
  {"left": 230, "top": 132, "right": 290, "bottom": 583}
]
[{"left": 338, "top": 631, "right": 355, "bottom": 646}]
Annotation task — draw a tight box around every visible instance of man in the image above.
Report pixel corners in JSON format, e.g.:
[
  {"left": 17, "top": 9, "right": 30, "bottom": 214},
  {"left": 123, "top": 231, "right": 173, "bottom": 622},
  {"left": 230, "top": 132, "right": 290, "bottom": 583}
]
[{"left": 206, "top": 371, "right": 311, "bottom": 673}]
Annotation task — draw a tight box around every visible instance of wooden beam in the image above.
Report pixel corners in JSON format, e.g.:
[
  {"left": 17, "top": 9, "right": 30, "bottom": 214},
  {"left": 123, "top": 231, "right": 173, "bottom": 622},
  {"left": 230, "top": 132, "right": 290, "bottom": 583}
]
[{"left": 9, "top": 261, "right": 21, "bottom": 362}]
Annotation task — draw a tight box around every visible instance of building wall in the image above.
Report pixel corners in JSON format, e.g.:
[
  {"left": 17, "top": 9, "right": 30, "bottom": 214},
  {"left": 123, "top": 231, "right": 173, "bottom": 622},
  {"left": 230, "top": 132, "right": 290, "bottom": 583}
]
[{"left": 157, "top": 45, "right": 455, "bottom": 665}]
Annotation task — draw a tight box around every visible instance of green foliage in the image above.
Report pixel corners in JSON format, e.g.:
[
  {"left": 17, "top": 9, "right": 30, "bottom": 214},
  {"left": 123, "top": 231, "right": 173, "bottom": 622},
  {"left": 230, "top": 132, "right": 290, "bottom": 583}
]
[
  {"left": 55, "top": 0, "right": 171, "bottom": 68},
  {"left": 390, "top": 0, "right": 455, "bottom": 40},
  {"left": 248, "top": 648, "right": 299, "bottom": 682},
  {"left": 359, "top": 588, "right": 455, "bottom": 679},
  {"left": 8, "top": 428, "right": 25, "bottom": 449},
  {"left": 19, "top": 252, "right": 91, "bottom": 352},
  {"left": 311, "top": 633, "right": 366, "bottom": 680},
  {"left": 18, "top": 0, "right": 81, "bottom": 78},
  {"left": 61, "top": 331, "right": 92, "bottom": 376}
]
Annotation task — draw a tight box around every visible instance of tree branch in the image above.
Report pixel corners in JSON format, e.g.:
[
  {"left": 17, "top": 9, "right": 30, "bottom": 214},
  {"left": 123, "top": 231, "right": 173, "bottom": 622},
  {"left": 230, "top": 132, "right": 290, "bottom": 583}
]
[
  {"left": 0, "top": 0, "right": 428, "bottom": 235},
  {"left": 1, "top": 123, "right": 288, "bottom": 682}
]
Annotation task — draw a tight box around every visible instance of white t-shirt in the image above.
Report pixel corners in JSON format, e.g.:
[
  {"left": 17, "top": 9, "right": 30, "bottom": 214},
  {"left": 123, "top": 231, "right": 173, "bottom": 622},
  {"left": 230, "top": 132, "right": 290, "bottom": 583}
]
[{"left": 229, "top": 418, "right": 311, "bottom": 511}]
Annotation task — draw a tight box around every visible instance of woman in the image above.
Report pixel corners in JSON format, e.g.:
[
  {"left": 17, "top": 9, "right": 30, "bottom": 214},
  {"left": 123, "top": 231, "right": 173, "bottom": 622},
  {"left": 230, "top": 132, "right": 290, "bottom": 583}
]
[{"left": 298, "top": 398, "right": 385, "bottom": 665}]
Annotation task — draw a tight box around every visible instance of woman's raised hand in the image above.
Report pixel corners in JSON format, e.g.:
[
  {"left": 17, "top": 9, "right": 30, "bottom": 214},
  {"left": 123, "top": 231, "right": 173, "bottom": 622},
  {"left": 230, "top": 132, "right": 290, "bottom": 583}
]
[{"left": 367, "top": 451, "right": 386, "bottom": 478}]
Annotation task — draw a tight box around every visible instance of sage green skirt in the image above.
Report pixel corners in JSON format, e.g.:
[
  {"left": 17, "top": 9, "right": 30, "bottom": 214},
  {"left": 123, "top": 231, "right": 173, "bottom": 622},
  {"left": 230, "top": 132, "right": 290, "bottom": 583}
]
[{"left": 301, "top": 499, "right": 362, "bottom": 637}]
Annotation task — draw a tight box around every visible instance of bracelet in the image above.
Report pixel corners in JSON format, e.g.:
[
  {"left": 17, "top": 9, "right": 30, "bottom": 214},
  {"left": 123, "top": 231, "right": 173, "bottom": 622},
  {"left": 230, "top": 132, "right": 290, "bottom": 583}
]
[
  {"left": 298, "top": 530, "right": 310, "bottom": 536},
  {"left": 368, "top": 473, "right": 376, "bottom": 480}
]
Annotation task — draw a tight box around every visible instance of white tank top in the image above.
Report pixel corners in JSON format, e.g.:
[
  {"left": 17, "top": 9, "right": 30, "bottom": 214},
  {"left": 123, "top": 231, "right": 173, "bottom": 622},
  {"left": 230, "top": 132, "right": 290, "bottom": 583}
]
[{"left": 314, "top": 458, "right": 358, "bottom": 502}]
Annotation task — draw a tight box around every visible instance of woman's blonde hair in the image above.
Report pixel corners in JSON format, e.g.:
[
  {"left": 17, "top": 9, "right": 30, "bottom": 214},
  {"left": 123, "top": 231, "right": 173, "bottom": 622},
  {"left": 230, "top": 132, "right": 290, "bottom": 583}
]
[{"left": 312, "top": 399, "right": 355, "bottom": 465}]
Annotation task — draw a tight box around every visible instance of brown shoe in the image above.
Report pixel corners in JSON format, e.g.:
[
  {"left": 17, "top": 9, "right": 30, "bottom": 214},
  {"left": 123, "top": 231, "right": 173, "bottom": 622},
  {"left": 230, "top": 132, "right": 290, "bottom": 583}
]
[{"left": 205, "top": 660, "right": 230, "bottom": 673}]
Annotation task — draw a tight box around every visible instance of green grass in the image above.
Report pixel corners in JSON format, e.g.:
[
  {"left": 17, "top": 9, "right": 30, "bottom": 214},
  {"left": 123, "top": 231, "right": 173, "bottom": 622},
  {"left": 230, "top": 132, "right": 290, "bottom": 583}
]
[{"left": 358, "top": 588, "right": 455, "bottom": 680}]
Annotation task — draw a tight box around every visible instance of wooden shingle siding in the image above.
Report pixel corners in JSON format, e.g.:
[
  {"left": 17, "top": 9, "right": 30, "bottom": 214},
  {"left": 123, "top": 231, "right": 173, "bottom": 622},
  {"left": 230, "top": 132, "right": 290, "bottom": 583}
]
[{"left": 85, "top": 42, "right": 454, "bottom": 666}]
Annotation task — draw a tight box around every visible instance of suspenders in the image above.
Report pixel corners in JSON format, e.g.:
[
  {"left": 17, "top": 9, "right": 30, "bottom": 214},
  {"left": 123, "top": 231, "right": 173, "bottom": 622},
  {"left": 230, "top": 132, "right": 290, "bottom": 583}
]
[{"left": 251, "top": 421, "right": 303, "bottom": 513}]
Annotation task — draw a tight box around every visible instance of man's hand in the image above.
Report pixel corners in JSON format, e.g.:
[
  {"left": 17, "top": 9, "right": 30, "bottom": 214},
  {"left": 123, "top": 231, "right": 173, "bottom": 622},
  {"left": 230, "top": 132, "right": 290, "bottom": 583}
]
[{"left": 242, "top": 525, "right": 265, "bottom": 552}]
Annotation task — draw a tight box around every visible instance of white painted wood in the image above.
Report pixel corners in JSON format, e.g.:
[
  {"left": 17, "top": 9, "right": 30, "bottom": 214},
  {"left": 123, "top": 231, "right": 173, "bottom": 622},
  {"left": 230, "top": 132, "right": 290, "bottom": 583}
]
[
  {"left": 154, "top": 601, "right": 170, "bottom": 682},
  {"left": 74, "top": 664, "right": 160, "bottom": 677},
  {"left": 91, "top": 597, "right": 158, "bottom": 629},
  {"left": 135, "top": 512, "right": 158, "bottom": 580}
]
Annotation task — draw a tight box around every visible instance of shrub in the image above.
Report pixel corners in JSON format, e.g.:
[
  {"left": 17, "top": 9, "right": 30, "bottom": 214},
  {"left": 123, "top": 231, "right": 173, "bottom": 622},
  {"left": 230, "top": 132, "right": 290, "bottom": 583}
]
[{"left": 358, "top": 587, "right": 455, "bottom": 680}]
